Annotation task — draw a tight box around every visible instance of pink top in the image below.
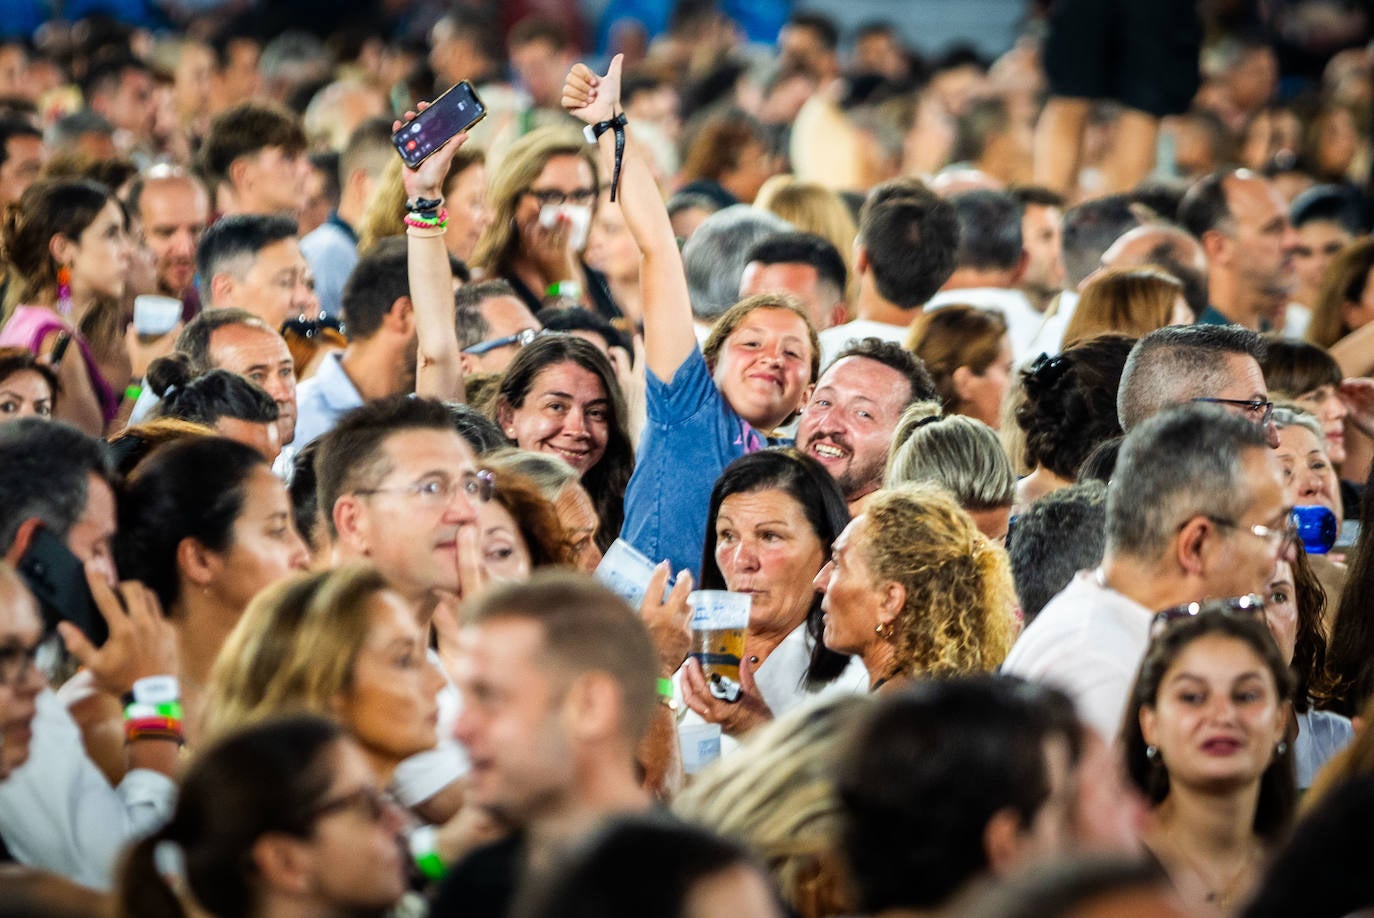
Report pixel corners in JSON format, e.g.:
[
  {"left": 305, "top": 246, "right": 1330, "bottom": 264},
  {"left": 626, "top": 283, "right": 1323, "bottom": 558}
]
[{"left": 0, "top": 306, "right": 119, "bottom": 423}]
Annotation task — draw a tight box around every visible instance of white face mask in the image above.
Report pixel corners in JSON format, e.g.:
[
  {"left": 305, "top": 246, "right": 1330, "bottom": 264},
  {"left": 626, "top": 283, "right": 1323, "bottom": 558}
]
[{"left": 538, "top": 203, "right": 593, "bottom": 251}]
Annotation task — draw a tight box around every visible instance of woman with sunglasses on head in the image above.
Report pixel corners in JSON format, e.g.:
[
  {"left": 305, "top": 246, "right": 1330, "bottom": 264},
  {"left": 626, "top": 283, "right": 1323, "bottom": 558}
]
[
  {"left": 116, "top": 715, "right": 412, "bottom": 918},
  {"left": 1122, "top": 606, "right": 1296, "bottom": 915}
]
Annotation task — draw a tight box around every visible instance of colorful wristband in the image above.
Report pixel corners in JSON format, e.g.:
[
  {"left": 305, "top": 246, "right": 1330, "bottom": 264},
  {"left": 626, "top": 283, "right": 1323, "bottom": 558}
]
[{"left": 403, "top": 208, "right": 448, "bottom": 229}]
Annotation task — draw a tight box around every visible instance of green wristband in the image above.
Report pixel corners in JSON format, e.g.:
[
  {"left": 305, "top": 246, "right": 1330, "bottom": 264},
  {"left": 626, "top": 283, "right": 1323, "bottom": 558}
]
[{"left": 657, "top": 677, "right": 674, "bottom": 699}]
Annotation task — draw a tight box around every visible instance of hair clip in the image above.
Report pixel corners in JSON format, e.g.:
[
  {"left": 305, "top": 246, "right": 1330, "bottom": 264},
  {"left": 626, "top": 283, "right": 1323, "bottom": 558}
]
[{"left": 1028, "top": 352, "right": 1071, "bottom": 386}]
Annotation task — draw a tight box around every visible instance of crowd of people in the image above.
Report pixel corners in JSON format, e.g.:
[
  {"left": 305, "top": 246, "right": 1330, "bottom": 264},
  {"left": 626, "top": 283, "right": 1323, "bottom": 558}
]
[{"left": 2, "top": 0, "right": 1374, "bottom": 915}]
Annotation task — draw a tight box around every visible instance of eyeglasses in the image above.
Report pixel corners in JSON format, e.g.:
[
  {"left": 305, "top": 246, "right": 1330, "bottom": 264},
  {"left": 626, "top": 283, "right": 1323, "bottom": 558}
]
[
  {"left": 462, "top": 327, "right": 541, "bottom": 356},
  {"left": 1191, "top": 396, "right": 1274, "bottom": 427},
  {"left": 525, "top": 187, "right": 597, "bottom": 207},
  {"left": 1150, "top": 594, "right": 1266, "bottom": 639},
  {"left": 1206, "top": 513, "right": 1298, "bottom": 549},
  {"left": 0, "top": 639, "right": 39, "bottom": 687},
  {"left": 312, "top": 785, "right": 392, "bottom": 824},
  {"left": 355, "top": 469, "right": 495, "bottom": 505}
]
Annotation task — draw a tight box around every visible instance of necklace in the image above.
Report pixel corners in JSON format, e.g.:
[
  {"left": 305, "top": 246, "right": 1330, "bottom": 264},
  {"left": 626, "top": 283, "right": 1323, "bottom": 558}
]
[{"left": 1158, "top": 836, "right": 1260, "bottom": 910}]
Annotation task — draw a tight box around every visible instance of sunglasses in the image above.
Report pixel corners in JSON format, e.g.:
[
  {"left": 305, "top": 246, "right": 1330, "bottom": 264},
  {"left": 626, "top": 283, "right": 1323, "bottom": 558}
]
[
  {"left": 1149, "top": 594, "right": 1266, "bottom": 640},
  {"left": 282, "top": 313, "right": 345, "bottom": 339}
]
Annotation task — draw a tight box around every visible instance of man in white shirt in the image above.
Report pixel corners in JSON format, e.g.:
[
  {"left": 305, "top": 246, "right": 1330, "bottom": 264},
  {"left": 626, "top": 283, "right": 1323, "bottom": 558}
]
[
  {"left": 819, "top": 178, "right": 959, "bottom": 367},
  {"left": 296, "top": 240, "right": 438, "bottom": 448},
  {"left": 1003, "top": 404, "right": 1291, "bottom": 741},
  {"left": 923, "top": 189, "right": 1043, "bottom": 363},
  {"left": 0, "top": 421, "right": 179, "bottom": 889}
]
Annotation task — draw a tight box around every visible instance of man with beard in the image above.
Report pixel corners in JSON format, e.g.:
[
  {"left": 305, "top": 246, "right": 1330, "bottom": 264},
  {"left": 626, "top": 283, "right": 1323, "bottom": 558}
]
[
  {"left": 1179, "top": 169, "right": 1298, "bottom": 331},
  {"left": 127, "top": 170, "right": 209, "bottom": 315},
  {"left": 795, "top": 338, "right": 938, "bottom": 513}
]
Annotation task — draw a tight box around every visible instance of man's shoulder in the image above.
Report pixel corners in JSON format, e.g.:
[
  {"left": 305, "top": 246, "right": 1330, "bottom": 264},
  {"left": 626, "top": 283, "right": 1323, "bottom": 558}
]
[{"left": 429, "top": 833, "right": 526, "bottom": 918}]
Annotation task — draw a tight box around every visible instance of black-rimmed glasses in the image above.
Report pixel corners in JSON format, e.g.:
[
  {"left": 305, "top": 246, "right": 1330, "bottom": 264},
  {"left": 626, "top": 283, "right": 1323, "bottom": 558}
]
[
  {"left": 311, "top": 785, "right": 392, "bottom": 824},
  {"left": 1191, "top": 396, "right": 1275, "bottom": 427},
  {"left": 525, "top": 188, "right": 597, "bottom": 207},
  {"left": 1149, "top": 594, "right": 1266, "bottom": 639}
]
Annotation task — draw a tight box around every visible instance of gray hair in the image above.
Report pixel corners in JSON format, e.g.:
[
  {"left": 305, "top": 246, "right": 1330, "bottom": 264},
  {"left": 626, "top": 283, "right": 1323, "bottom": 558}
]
[
  {"left": 483, "top": 447, "right": 579, "bottom": 502},
  {"left": 683, "top": 205, "right": 793, "bottom": 320},
  {"left": 1008, "top": 481, "right": 1107, "bottom": 624},
  {"left": 885, "top": 411, "right": 1015, "bottom": 511},
  {"left": 1271, "top": 404, "right": 1324, "bottom": 443},
  {"left": 1117, "top": 324, "right": 1267, "bottom": 430},
  {"left": 1107, "top": 404, "right": 1268, "bottom": 560}
]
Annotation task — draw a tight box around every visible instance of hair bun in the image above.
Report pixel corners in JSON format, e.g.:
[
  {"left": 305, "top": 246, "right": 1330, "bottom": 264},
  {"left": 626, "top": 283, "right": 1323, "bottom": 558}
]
[{"left": 147, "top": 353, "right": 193, "bottom": 399}]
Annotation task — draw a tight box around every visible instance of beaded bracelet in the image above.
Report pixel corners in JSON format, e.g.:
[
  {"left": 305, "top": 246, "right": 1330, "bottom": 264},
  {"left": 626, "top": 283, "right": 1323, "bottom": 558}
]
[{"left": 403, "top": 208, "right": 448, "bottom": 230}]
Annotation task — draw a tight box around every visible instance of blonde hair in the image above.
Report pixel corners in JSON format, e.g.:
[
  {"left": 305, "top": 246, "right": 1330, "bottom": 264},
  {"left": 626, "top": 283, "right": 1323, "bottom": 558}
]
[
  {"left": 355, "top": 149, "right": 486, "bottom": 254},
  {"left": 201, "top": 565, "right": 389, "bottom": 742},
  {"left": 470, "top": 127, "right": 598, "bottom": 276},
  {"left": 886, "top": 410, "right": 1015, "bottom": 511},
  {"left": 1062, "top": 267, "right": 1183, "bottom": 348},
  {"left": 674, "top": 696, "right": 869, "bottom": 918},
  {"left": 756, "top": 176, "right": 858, "bottom": 290},
  {"left": 862, "top": 484, "right": 1015, "bottom": 680}
]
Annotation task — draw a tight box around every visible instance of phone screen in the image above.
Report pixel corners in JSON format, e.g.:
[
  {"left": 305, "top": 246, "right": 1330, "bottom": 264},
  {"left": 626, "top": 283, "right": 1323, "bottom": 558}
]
[
  {"left": 15, "top": 525, "right": 107, "bottom": 647},
  {"left": 392, "top": 81, "right": 487, "bottom": 168}
]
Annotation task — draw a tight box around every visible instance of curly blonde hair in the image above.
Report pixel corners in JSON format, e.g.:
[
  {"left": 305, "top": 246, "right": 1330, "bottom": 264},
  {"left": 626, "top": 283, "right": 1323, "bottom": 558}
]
[{"left": 862, "top": 483, "right": 1015, "bottom": 679}]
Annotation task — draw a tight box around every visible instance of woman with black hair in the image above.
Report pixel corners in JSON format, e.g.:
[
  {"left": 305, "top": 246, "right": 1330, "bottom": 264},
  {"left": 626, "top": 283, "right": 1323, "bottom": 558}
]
[
  {"left": 115, "top": 715, "right": 411, "bottom": 918},
  {"left": 1013, "top": 334, "right": 1135, "bottom": 513},
  {"left": 675, "top": 449, "right": 865, "bottom": 748},
  {"left": 148, "top": 353, "right": 283, "bottom": 462}
]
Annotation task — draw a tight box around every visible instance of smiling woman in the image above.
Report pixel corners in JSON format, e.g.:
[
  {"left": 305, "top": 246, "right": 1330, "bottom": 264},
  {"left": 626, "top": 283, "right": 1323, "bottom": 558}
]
[{"left": 494, "top": 334, "right": 632, "bottom": 552}]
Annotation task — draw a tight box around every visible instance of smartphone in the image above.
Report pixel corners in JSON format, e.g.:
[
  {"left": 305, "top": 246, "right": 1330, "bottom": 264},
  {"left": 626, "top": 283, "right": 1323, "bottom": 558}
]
[
  {"left": 16, "top": 525, "right": 106, "bottom": 648},
  {"left": 392, "top": 81, "right": 487, "bottom": 168},
  {"left": 49, "top": 332, "right": 72, "bottom": 373}
]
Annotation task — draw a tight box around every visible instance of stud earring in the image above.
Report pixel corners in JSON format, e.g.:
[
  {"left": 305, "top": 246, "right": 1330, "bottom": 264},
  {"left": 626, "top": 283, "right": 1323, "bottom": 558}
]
[
  {"left": 874, "top": 621, "right": 894, "bottom": 640},
  {"left": 1275, "top": 741, "right": 1288, "bottom": 757},
  {"left": 1145, "top": 744, "right": 1158, "bottom": 760}
]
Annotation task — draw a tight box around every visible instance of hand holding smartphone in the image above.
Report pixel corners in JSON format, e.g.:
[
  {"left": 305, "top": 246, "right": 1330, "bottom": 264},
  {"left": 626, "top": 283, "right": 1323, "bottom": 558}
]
[{"left": 392, "top": 81, "right": 487, "bottom": 168}]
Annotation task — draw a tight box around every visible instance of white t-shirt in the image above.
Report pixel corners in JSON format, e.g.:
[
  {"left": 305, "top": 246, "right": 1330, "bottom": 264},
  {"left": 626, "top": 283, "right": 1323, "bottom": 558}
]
[
  {"left": 1000, "top": 570, "right": 1153, "bottom": 742},
  {"left": 924, "top": 287, "right": 1044, "bottom": 365},
  {"left": 818, "top": 318, "right": 912, "bottom": 371}
]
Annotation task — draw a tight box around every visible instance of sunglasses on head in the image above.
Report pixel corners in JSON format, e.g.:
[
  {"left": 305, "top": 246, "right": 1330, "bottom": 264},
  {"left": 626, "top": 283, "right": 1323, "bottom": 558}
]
[{"left": 1149, "top": 594, "right": 1266, "bottom": 640}]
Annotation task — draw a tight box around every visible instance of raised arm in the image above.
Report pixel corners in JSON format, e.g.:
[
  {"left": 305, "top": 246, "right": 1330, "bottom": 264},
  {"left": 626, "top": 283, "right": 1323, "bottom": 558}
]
[
  {"left": 397, "top": 104, "right": 467, "bottom": 402},
  {"left": 563, "top": 57, "right": 696, "bottom": 382}
]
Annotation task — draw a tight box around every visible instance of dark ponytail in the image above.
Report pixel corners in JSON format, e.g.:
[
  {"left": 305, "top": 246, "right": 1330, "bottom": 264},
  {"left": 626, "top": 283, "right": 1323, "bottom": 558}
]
[{"left": 115, "top": 826, "right": 189, "bottom": 918}]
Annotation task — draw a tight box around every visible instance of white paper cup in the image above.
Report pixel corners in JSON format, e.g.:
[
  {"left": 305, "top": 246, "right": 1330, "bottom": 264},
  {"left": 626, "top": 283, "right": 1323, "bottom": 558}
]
[{"left": 133, "top": 295, "right": 182, "bottom": 336}]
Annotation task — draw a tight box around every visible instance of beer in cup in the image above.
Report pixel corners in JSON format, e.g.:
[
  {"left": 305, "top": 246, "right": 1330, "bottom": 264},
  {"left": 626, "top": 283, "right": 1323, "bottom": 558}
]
[{"left": 688, "top": 590, "right": 750, "bottom": 703}]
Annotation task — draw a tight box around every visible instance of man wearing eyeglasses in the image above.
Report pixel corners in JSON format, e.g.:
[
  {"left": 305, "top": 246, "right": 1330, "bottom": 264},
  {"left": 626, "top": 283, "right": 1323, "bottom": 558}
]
[
  {"left": 455, "top": 280, "right": 543, "bottom": 375},
  {"left": 1118, "top": 323, "right": 1280, "bottom": 448},
  {"left": 316, "top": 395, "right": 488, "bottom": 825},
  {"left": 1003, "top": 404, "right": 1292, "bottom": 741}
]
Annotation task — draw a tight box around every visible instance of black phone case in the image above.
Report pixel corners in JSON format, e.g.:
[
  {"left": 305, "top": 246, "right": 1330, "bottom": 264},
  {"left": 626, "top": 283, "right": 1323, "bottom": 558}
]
[
  {"left": 16, "top": 527, "right": 107, "bottom": 647},
  {"left": 392, "top": 81, "right": 487, "bottom": 168}
]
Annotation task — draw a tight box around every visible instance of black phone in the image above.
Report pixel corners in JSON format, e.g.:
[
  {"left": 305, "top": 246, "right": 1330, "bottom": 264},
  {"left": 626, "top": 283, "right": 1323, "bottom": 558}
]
[
  {"left": 392, "top": 81, "right": 487, "bottom": 168},
  {"left": 49, "top": 332, "right": 72, "bottom": 373},
  {"left": 16, "top": 525, "right": 107, "bottom": 648}
]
